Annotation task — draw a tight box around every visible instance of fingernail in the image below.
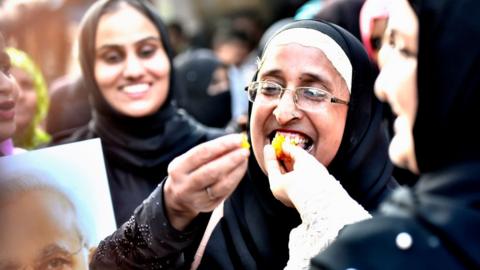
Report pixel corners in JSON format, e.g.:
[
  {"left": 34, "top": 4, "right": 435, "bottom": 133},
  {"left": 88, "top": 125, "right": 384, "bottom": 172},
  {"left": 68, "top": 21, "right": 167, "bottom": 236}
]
[{"left": 240, "top": 148, "right": 250, "bottom": 158}]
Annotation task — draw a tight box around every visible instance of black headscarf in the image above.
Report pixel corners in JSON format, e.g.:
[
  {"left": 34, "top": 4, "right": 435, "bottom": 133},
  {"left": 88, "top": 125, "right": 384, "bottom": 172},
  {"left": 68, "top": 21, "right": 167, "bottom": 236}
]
[
  {"left": 411, "top": 0, "right": 480, "bottom": 266},
  {"left": 174, "top": 49, "right": 232, "bottom": 128},
  {"left": 199, "top": 20, "right": 395, "bottom": 269},
  {"left": 75, "top": 0, "right": 220, "bottom": 225},
  {"left": 411, "top": 0, "right": 480, "bottom": 173}
]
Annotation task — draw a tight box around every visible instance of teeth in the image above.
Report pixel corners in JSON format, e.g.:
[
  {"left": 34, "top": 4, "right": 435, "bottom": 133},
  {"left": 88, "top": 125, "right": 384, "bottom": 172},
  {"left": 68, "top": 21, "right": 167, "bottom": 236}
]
[
  {"left": 275, "top": 131, "right": 310, "bottom": 149},
  {"left": 122, "top": 83, "right": 149, "bottom": 94}
]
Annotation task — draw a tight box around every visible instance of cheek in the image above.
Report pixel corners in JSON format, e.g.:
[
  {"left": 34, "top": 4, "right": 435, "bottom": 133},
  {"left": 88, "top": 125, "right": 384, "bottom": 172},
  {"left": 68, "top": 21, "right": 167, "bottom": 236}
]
[
  {"left": 249, "top": 104, "right": 270, "bottom": 171},
  {"left": 94, "top": 63, "right": 122, "bottom": 90},
  {"left": 146, "top": 52, "right": 170, "bottom": 78},
  {"left": 25, "top": 91, "right": 38, "bottom": 110},
  {"left": 146, "top": 58, "right": 171, "bottom": 105},
  {"left": 314, "top": 108, "right": 347, "bottom": 165},
  {"left": 397, "top": 63, "right": 417, "bottom": 124}
]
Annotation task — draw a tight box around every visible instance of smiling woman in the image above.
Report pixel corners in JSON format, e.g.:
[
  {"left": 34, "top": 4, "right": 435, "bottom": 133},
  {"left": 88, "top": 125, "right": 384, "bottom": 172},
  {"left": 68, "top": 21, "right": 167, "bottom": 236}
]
[
  {"left": 50, "top": 0, "right": 224, "bottom": 226},
  {"left": 93, "top": 5, "right": 170, "bottom": 118}
]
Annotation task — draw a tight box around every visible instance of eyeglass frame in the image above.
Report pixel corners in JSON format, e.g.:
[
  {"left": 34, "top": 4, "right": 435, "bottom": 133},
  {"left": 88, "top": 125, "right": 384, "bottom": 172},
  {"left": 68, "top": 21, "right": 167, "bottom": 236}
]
[{"left": 245, "top": 80, "right": 349, "bottom": 112}]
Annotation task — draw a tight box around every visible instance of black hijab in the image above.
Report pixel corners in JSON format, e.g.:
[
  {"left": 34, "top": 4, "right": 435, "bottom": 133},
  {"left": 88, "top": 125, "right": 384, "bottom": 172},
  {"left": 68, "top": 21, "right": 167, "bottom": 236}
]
[
  {"left": 174, "top": 49, "right": 232, "bottom": 128},
  {"left": 411, "top": 0, "right": 480, "bottom": 173},
  {"left": 410, "top": 0, "right": 480, "bottom": 266},
  {"left": 77, "top": 0, "right": 207, "bottom": 171},
  {"left": 199, "top": 20, "right": 394, "bottom": 269}
]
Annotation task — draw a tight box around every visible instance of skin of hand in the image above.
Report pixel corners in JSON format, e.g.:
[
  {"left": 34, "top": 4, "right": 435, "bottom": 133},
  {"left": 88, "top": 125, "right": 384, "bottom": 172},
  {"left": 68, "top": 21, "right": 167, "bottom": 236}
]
[
  {"left": 164, "top": 134, "right": 250, "bottom": 230},
  {"left": 263, "top": 142, "right": 331, "bottom": 209}
]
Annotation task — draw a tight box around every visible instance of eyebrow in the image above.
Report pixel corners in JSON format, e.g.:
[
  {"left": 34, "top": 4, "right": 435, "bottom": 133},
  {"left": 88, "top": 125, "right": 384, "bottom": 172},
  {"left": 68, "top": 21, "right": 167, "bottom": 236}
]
[
  {"left": 96, "top": 36, "right": 161, "bottom": 51},
  {"left": 260, "top": 69, "right": 333, "bottom": 92},
  {"left": 37, "top": 243, "right": 76, "bottom": 259}
]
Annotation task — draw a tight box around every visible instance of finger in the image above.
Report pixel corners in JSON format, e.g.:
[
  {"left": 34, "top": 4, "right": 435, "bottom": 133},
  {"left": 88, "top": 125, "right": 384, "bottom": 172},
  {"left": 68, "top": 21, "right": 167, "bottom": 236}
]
[
  {"left": 206, "top": 156, "right": 248, "bottom": 200},
  {"left": 188, "top": 147, "right": 250, "bottom": 189},
  {"left": 263, "top": 144, "right": 282, "bottom": 178},
  {"left": 169, "top": 134, "right": 244, "bottom": 175},
  {"left": 281, "top": 143, "right": 313, "bottom": 169},
  {"left": 281, "top": 143, "right": 330, "bottom": 175}
]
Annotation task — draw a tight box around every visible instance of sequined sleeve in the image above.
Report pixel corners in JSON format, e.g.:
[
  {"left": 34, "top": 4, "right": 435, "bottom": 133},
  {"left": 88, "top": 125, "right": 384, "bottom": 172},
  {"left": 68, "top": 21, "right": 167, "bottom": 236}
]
[{"left": 90, "top": 180, "right": 210, "bottom": 270}]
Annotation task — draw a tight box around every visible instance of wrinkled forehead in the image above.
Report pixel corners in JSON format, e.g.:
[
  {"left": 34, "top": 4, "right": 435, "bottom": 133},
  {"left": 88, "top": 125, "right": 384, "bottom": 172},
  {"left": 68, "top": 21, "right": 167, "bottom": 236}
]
[{"left": 261, "top": 28, "right": 352, "bottom": 93}]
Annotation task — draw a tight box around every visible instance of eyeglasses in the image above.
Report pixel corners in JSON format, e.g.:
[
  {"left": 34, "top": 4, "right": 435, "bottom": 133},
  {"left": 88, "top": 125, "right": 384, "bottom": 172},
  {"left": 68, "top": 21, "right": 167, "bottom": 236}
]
[{"left": 245, "top": 81, "right": 349, "bottom": 112}]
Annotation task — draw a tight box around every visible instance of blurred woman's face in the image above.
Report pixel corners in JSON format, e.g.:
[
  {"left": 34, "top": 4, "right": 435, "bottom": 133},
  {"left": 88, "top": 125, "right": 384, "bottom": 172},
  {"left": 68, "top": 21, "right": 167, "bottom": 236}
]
[
  {"left": 94, "top": 3, "right": 170, "bottom": 117},
  {"left": 207, "top": 66, "right": 229, "bottom": 96},
  {"left": 375, "top": 0, "right": 419, "bottom": 174},
  {"left": 0, "top": 45, "right": 19, "bottom": 141},
  {"left": 11, "top": 67, "right": 37, "bottom": 136}
]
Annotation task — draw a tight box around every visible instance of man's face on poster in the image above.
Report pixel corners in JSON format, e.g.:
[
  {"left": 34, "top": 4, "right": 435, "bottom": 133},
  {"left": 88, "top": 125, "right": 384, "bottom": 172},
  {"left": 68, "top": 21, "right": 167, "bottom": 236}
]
[{"left": 0, "top": 189, "right": 88, "bottom": 270}]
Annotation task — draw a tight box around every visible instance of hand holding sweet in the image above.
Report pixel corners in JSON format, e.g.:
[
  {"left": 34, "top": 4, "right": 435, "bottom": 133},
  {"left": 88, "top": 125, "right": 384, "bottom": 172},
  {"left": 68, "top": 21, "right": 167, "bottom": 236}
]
[{"left": 164, "top": 134, "right": 250, "bottom": 230}]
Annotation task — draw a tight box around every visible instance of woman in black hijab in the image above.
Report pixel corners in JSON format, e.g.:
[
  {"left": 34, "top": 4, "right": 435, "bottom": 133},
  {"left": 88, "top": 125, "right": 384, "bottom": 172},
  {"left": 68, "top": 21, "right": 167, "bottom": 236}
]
[
  {"left": 174, "top": 49, "right": 232, "bottom": 128},
  {"left": 90, "top": 19, "right": 395, "bottom": 269},
  {"left": 52, "top": 0, "right": 222, "bottom": 226},
  {"left": 311, "top": 0, "right": 480, "bottom": 269}
]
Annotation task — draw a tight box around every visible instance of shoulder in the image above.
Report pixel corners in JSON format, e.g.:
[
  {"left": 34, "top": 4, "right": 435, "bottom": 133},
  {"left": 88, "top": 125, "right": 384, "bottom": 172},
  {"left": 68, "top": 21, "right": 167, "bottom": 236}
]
[
  {"left": 48, "top": 125, "right": 95, "bottom": 147},
  {"left": 310, "top": 216, "right": 464, "bottom": 270}
]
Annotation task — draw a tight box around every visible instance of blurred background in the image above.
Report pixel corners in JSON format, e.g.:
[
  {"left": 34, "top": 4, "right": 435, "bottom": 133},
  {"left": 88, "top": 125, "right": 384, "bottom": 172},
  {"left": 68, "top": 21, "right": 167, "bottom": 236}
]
[{"left": 0, "top": 0, "right": 309, "bottom": 85}]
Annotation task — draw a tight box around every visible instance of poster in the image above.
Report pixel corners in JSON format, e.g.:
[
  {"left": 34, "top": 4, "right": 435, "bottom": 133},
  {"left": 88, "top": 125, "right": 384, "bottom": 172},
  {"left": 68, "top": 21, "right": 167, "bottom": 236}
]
[{"left": 0, "top": 139, "right": 115, "bottom": 269}]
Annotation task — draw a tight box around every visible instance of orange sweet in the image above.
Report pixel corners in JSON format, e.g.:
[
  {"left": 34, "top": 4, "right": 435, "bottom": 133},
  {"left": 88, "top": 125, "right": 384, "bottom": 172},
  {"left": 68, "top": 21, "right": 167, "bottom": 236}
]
[
  {"left": 271, "top": 133, "right": 298, "bottom": 161},
  {"left": 241, "top": 133, "right": 251, "bottom": 150}
]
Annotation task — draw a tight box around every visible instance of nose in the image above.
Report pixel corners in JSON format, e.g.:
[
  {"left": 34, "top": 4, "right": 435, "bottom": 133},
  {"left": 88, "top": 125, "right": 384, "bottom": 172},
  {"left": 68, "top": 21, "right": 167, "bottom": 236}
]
[
  {"left": 374, "top": 45, "right": 391, "bottom": 102},
  {"left": 273, "top": 90, "right": 302, "bottom": 125},
  {"left": 0, "top": 72, "right": 11, "bottom": 94},
  {"left": 374, "top": 71, "right": 388, "bottom": 102},
  {"left": 123, "top": 53, "right": 144, "bottom": 79}
]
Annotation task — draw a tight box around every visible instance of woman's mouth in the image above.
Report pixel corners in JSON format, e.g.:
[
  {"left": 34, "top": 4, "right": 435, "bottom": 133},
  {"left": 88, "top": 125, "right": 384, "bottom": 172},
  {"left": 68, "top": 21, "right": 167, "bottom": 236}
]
[
  {"left": 269, "top": 130, "right": 313, "bottom": 152},
  {"left": 120, "top": 83, "right": 151, "bottom": 98},
  {"left": 0, "top": 100, "right": 15, "bottom": 121}
]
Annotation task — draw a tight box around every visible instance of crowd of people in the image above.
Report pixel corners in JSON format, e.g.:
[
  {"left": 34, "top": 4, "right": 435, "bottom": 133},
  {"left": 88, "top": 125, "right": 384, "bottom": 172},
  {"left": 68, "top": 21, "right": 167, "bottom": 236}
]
[{"left": 1, "top": 0, "right": 479, "bottom": 269}]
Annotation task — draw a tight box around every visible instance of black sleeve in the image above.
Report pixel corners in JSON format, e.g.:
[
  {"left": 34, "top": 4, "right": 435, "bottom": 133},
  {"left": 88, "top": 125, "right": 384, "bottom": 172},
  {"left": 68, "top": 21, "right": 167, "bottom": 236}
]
[
  {"left": 309, "top": 216, "right": 464, "bottom": 270},
  {"left": 90, "top": 180, "right": 211, "bottom": 270}
]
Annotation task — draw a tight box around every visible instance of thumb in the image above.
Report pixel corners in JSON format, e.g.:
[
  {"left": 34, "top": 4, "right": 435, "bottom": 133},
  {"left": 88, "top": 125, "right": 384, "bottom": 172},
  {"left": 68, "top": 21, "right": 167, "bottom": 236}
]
[
  {"left": 281, "top": 143, "right": 310, "bottom": 168},
  {"left": 282, "top": 143, "right": 330, "bottom": 174},
  {"left": 264, "top": 144, "right": 282, "bottom": 180}
]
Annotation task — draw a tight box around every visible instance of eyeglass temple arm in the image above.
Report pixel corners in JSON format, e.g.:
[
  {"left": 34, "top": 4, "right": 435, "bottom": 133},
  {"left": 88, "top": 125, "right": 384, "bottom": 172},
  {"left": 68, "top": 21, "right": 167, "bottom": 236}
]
[{"left": 331, "top": 97, "right": 349, "bottom": 105}]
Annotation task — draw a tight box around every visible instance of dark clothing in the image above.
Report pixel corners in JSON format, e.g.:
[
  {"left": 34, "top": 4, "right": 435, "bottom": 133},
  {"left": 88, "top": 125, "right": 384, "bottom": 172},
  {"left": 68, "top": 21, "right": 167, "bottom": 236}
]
[
  {"left": 90, "top": 20, "right": 396, "bottom": 269},
  {"left": 311, "top": 162, "right": 480, "bottom": 269},
  {"left": 311, "top": 0, "right": 480, "bottom": 269},
  {"left": 91, "top": 181, "right": 211, "bottom": 269},
  {"left": 56, "top": 109, "right": 222, "bottom": 226}
]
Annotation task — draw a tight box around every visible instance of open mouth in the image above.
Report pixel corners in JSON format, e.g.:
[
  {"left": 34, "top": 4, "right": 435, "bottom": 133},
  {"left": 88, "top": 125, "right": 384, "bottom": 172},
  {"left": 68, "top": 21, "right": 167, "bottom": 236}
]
[
  {"left": 120, "top": 83, "right": 150, "bottom": 94},
  {"left": 269, "top": 130, "right": 313, "bottom": 152}
]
